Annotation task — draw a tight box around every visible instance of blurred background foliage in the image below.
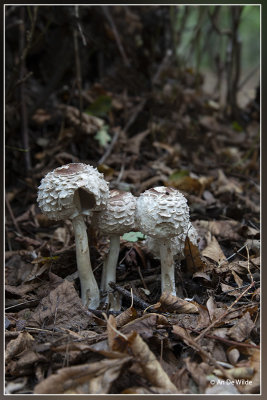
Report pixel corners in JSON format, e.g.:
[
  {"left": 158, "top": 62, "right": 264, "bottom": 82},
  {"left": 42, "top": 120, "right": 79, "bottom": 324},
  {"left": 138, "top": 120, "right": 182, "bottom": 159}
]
[{"left": 5, "top": 5, "right": 260, "bottom": 179}]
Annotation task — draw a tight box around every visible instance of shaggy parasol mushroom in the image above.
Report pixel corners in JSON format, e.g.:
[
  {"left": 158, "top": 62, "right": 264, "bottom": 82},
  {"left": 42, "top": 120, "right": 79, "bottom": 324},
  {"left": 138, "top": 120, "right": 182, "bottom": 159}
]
[
  {"left": 93, "top": 189, "right": 136, "bottom": 309},
  {"left": 37, "top": 163, "right": 109, "bottom": 309},
  {"left": 136, "top": 186, "right": 190, "bottom": 296}
]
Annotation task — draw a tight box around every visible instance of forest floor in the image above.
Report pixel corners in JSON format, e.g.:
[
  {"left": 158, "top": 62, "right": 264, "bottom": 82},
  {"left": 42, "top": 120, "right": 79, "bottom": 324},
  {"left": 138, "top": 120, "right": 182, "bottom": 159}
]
[{"left": 5, "top": 55, "right": 260, "bottom": 395}]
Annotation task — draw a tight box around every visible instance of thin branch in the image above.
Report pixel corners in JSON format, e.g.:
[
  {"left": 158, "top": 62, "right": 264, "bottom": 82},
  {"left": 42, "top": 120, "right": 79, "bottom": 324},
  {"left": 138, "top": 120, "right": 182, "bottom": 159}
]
[{"left": 102, "top": 6, "right": 130, "bottom": 67}]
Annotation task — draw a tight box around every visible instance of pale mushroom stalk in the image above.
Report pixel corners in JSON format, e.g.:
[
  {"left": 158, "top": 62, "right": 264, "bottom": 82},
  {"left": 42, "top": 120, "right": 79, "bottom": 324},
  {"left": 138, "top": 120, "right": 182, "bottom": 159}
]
[
  {"left": 93, "top": 190, "right": 136, "bottom": 311},
  {"left": 136, "top": 187, "right": 190, "bottom": 297},
  {"left": 72, "top": 214, "right": 99, "bottom": 309},
  {"left": 159, "top": 240, "right": 176, "bottom": 296},
  {"left": 100, "top": 234, "right": 120, "bottom": 292}
]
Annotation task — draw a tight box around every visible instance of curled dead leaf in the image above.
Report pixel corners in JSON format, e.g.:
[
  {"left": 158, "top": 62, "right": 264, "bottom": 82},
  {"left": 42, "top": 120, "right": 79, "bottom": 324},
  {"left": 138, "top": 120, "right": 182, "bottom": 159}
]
[
  {"left": 202, "top": 233, "right": 228, "bottom": 266},
  {"left": 159, "top": 292, "right": 198, "bottom": 314},
  {"left": 34, "top": 356, "right": 132, "bottom": 394},
  {"left": 127, "top": 331, "right": 178, "bottom": 393},
  {"left": 115, "top": 306, "right": 138, "bottom": 328},
  {"left": 5, "top": 332, "right": 35, "bottom": 363}
]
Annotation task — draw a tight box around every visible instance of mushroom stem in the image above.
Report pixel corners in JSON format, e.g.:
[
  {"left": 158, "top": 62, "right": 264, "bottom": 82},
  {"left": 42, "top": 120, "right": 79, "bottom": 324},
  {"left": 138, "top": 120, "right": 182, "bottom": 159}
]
[
  {"left": 101, "top": 234, "right": 120, "bottom": 291},
  {"left": 101, "top": 234, "right": 121, "bottom": 310},
  {"left": 72, "top": 214, "right": 100, "bottom": 309},
  {"left": 159, "top": 241, "right": 176, "bottom": 296}
]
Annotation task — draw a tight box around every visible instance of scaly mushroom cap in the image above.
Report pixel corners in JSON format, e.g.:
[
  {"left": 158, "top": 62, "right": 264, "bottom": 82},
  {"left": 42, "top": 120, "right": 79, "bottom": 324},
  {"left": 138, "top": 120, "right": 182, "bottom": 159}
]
[
  {"left": 37, "top": 163, "right": 109, "bottom": 220},
  {"left": 145, "top": 222, "right": 198, "bottom": 260},
  {"left": 93, "top": 190, "right": 136, "bottom": 235},
  {"left": 135, "top": 186, "right": 190, "bottom": 239}
]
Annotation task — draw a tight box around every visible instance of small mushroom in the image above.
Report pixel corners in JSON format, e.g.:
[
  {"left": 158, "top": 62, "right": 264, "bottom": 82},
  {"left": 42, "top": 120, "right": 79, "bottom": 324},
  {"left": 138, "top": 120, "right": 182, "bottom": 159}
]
[
  {"left": 37, "top": 163, "right": 109, "bottom": 309},
  {"left": 93, "top": 189, "right": 136, "bottom": 309},
  {"left": 136, "top": 186, "right": 190, "bottom": 296}
]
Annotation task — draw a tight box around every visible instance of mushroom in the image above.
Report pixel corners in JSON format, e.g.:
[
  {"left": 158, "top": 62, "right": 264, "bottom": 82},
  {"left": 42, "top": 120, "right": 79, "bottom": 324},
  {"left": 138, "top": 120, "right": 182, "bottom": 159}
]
[
  {"left": 135, "top": 186, "right": 190, "bottom": 296},
  {"left": 93, "top": 189, "right": 136, "bottom": 309},
  {"left": 37, "top": 163, "right": 109, "bottom": 309}
]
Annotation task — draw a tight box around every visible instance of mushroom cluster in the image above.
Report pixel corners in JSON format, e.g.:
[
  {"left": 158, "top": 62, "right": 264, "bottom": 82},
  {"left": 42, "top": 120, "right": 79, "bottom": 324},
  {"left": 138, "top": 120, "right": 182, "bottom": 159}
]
[{"left": 37, "top": 163, "right": 197, "bottom": 309}]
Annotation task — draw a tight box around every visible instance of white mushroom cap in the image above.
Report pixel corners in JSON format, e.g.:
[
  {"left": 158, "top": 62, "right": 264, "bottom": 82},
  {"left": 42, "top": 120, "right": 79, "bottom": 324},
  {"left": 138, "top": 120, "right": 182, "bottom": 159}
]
[
  {"left": 93, "top": 190, "right": 136, "bottom": 235},
  {"left": 37, "top": 163, "right": 109, "bottom": 220},
  {"left": 135, "top": 186, "right": 190, "bottom": 239}
]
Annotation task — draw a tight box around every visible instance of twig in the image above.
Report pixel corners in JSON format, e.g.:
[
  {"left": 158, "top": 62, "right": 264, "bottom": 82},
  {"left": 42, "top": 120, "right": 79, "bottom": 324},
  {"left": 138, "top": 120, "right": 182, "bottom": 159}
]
[
  {"left": 108, "top": 282, "right": 155, "bottom": 311},
  {"left": 181, "top": 324, "right": 260, "bottom": 349},
  {"left": 97, "top": 128, "right": 120, "bottom": 165},
  {"left": 246, "top": 245, "right": 253, "bottom": 283},
  {"left": 73, "top": 12, "right": 83, "bottom": 126},
  {"left": 6, "top": 6, "right": 38, "bottom": 101},
  {"left": 102, "top": 6, "right": 130, "bottom": 67},
  {"left": 5, "top": 197, "right": 22, "bottom": 234},
  {"left": 74, "top": 6, "right": 87, "bottom": 46},
  {"left": 195, "top": 281, "right": 255, "bottom": 343},
  {"left": 123, "top": 98, "right": 147, "bottom": 133},
  {"left": 19, "top": 7, "right": 32, "bottom": 171}
]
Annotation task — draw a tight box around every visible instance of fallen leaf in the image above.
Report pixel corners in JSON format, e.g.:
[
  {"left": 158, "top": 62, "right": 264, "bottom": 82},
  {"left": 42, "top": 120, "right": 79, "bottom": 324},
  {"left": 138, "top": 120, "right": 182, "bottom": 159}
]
[
  {"left": 127, "top": 331, "right": 178, "bottom": 393},
  {"left": 159, "top": 292, "right": 198, "bottom": 314},
  {"left": 5, "top": 332, "right": 35, "bottom": 362},
  {"left": 228, "top": 312, "right": 255, "bottom": 342},
  {"left": 115, "top": 306, "right": 138, "bottom": 328},
  {"left": 202, "top": 233, "right": 228, "bottom": 265},
  {"left": 28, "top": 280, "right": 94, "bottom": 330},
  {"left": 184, "top": 237, "right": 207, "bottom": 275},
  {"left": 121, "top": 313, "right": 169, "bottom": 339},
  {"left": 34, "top": 356, "right": 132, "bottom": 394}
]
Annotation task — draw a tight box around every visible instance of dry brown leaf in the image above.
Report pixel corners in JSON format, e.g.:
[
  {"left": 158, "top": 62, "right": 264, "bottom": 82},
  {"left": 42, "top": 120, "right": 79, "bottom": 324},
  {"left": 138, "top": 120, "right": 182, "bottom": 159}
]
[
  {"left": 34, "top": 356, "right": 131, "bottom": 394},
  {"left": 220, "top": 283, "right": 242, "bottom": 297},
  {"left": 196, "top": 219, "right": 242, "bottom": 240},
  {"left": 184, "top": 237, "right": 207, "bottom": 275},
  {"left": 7, "top": 350, "right": 47, "bottom": 377},
  {"left": 5, "top": 332, "right": 35, "bottom": 362},
  {"left": 58, "top": 104, "right": 104, "bottom": 137},
  {"left": 231, "top": 270, "right": 243, "bottom": 287},
  {"left": 122, "top": 386, "right": 180, "bottom": 394},
  {"left": 202, "top": 233, "right": 228, "bottom": 265},
  {"left": 159, "top": 292, "right": 199, "bottom": 314},
  {"left": 206, "top": 296, "right": 217, "bottom": 321},
  {"left": 239, "top": 348, "right": 260, "bottom": 394},
  {"left": 107, "top": 314, "right": 117, "bottom": 351},
  {"left": 28, "top": 280, "right": 94, "bottom": 330},
  {"left": 127, "top": 331, "right": 178, "bottom": 393},
  {"left": 115, "top": 306, "right": 138, "bottom": 328},
  {"left": 228, "top": 312, "right": 255, "bottom": 342},
  {"left": 5, "top": 283, "right": 41, "bottom": 297},
  {"left": 185, "top": 358, "right": 213, "bottom": 391},
  {"left": 167, "top": 175, "right": 202, "bottom": 195},
  {"left": 121, "top": 313, "right": 169, "bottom": 339},
  {"left": 195, "top": 304, "right": 211, "bottom": 330},
  {"left": 215, "top": 169, "right": 243, "bottom": 195}
]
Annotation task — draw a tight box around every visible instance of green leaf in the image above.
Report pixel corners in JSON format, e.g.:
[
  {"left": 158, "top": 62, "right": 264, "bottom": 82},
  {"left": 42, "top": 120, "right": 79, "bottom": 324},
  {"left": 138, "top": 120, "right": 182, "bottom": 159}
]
[
  {"left": 122, "top": 231, "right": 146, "bottom": 242},
  {"left": 85, "top": 95, "right": 112, "bottom": 117},
  {"left": 232, "top": 121, "right": 243, "bottom": 132},
  {"left": 94, "top": 125, "right": 111, "bottom": 147},
  {"left": 169, "top": 169, "right": 189, "bottom": 181}
]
